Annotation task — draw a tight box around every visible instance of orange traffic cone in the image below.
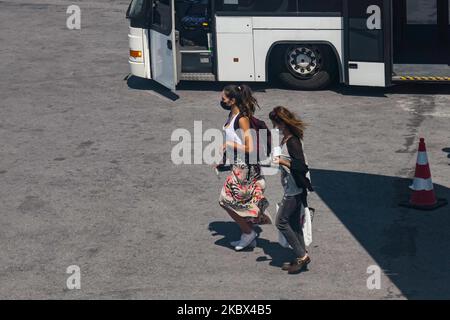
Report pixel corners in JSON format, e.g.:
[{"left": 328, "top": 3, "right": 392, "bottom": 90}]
[{"left": 400, "top": 138, "right": 447, "bottom": 210}]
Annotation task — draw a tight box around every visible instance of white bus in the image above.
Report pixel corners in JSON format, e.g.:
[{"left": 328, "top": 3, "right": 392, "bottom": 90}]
[{"left": 126, "top": 0, "right": 450, "bottom": 90}]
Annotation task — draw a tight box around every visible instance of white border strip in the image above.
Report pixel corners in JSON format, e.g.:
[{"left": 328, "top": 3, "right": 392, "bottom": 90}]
[
  {"left": 410, "top": 178, "right": 434, "bottom": 191},
  {"left": 417, "top": 152, "right": 429, "bottom": 166}
]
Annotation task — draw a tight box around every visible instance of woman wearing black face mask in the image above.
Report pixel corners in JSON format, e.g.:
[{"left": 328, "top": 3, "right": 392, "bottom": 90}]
[
  {"left": 220, "top": 99, "right": 232, "bottom": 111},
  {"left": 216, "top": 84, "right": 271, "bottom": 251}
]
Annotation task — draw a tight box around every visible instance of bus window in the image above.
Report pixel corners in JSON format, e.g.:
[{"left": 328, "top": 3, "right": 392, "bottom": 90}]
[
  {"left": 215, "top": 0, "right": 298, "bottom": 14},
  {"left": 128, "top": 0, "right": 145, "bottom": 18},
  {"left": 407, "top": 0, "right": 437, "bottom": 24},
  {"left": 298, "top": 0, "right": 342, "bottom": 13},
  {"left": 127, "top": 0, "right": 151, "bottom": 28},
  {"left": 152, "top": 0, "right": 172, "bottom": 35},
  {"left": 215, "top": 0, "right": 342, "bottom": 14}
]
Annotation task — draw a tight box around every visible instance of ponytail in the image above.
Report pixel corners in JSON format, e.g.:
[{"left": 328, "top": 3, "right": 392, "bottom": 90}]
[
  {"left": 239, "top": 84, "right": 259, "bottom": 117},
  {"left": 223, "top": 84, "right": 260, "bottom": 117}
]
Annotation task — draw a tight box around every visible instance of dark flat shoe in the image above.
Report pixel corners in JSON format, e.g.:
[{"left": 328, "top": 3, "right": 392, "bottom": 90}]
[
  {"left": 287, "top": 256, "right": 311, "bottom": 274},
  {"left": 281, "top": 250, "right": 309, "bottom": 271}
]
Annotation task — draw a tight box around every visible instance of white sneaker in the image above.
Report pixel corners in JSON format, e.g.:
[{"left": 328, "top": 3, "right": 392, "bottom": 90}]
[
  {"left": 230, "top": 233, "right": 245, "bottom": 247},
  {"left": 230, "top": 229, "right": 258, "bottom": 247},
  {"left": 234, "top": 231, "right": 257, "bottom": 251},
  {"left": 231, "top": 239, "right": 256, "bottom": 248}
]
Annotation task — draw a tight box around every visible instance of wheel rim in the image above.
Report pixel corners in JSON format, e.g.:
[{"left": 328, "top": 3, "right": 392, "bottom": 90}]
[{"left": 286, "top": 46, "right": 322, "bottom": 78}]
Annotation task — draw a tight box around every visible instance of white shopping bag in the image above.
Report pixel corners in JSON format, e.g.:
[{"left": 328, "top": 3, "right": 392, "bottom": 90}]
[{"left": 301, "top": 206, "right": 313, "bottom": 247}]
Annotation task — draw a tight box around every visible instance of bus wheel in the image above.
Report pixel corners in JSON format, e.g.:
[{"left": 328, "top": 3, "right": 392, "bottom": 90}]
[{"left": 277, "top": 44, "right": 336, "bottom": 90}]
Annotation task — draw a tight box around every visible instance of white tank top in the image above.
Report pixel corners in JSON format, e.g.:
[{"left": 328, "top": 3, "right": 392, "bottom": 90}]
[
  {"left": 223, "top": 113, "right": 244, "bottom": 163},
  {"left": 223, "top": 112, "right": 243, "bottom": 145}
]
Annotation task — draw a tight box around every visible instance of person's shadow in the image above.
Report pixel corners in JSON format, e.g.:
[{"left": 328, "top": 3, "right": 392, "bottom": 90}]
[
  {"left": 309, "top": 169, "right": 449, "bottom": 299},
  {"left": 209, "top": 169, "right": 450, "bottom": 299},
  {"left": 208, "top": 221, "right": 296, "bottom": 267}
]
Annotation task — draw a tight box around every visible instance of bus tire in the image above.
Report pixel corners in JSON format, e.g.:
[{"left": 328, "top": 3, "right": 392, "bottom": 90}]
[{"left": 276, "top": 44, "right": 337, "bottom": 90}]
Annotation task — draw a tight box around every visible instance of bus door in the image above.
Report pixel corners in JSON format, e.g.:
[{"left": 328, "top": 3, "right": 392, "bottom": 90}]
[
  {"left": 127, "top": 0, "right": 153, "bottom": 79},
  {"left": 150, "top": 0, "right": 180, "bottom": 90},
  {"left": 393, "top": 0, "right": 449, "bottom": 64},
  {"left": 344, "top": 0, "right": 393, "bottom": 87}
]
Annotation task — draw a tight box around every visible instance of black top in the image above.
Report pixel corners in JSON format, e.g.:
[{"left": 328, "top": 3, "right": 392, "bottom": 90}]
[
  {"left": 286, "top": 136, "right": 313, "bottom": 192},
  {"left": 286, "top": 137, "right": 307, "bottom": 167}
]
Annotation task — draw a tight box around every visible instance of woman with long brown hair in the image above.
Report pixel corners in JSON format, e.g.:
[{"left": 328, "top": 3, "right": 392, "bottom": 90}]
[
  {"left": 269, "top": 106, "right": 313, "bottom": 274},
  {"left": 217, "top": 84, "right": 271, "bottom": 251}
]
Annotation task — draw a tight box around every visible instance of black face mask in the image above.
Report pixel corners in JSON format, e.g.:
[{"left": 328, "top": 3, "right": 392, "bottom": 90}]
[{"left": 220, "top": 100, "right": 232, "bottom": 111}]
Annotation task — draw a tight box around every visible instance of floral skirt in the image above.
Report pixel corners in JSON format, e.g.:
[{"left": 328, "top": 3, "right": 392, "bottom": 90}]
[{"left": 219, "top": 163, "right": 271, "bottom": 225}]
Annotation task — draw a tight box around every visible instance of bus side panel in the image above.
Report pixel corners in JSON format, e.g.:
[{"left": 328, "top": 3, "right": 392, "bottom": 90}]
[
  {"left": 348, "top": 62, "right": 385, "bottom": 86},
  {"left": 252, "top": 16, "right": 343, "bottom": 30},
  {"left": 128, "top": 26, "right": 151, "bottom": 79},
  {"left": 215, "top": 16, "right": 256, "bottom": 82},
  {"left": 252, "top": 17, "right": 344, "bottom": 82}
]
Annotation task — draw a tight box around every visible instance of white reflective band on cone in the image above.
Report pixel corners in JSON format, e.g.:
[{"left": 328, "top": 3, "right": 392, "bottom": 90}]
[
  {"left": 409, "top": 178, "right": 434, "bottom": 191},
  {"left": 417, "top": 152, "right": 429, "bottom": 165}
]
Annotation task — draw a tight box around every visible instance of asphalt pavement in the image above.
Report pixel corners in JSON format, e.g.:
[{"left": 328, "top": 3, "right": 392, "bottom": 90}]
[{"left": 0, "top": 0, "right": 449, "bottom": 299}]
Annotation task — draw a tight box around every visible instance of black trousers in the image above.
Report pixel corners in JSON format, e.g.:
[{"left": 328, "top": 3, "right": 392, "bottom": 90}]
[{"left": 275, "top": 193, "right": 307, "bottom": 258}]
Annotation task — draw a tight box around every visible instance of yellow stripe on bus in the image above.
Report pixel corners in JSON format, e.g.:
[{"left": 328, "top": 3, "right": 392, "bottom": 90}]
[{"left": 398, "top": 76, "right": 450, "bottom": 81}]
